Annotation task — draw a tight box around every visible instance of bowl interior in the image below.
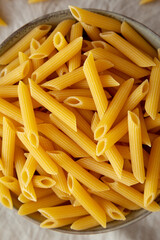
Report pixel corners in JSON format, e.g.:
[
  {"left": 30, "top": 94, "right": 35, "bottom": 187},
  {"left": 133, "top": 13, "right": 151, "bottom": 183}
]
[{"left": 0, "top": 9, "right": 160, "bottom": 235}]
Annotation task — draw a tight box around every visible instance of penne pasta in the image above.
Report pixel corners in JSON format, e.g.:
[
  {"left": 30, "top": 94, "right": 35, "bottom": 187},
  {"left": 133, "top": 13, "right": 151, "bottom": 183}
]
[
  {"left": 109, "top": 182, "right": 160, "bottom": 212},
  {"left": 0, "top": 176, "right": 21, "bottom": 196},
  {"left": 41, "top": 59, "right": 113, "bottom": 90},
  {"left": 145, "top": 58, "right": 160, "bottom": 120},
  {"left": 100, "top": 31, "right": 155, "bottom": 67},
  {"left": 30, "top": 19, "right": 75, "bottom": 59},
  {"left": 69, "top": 22, "right": 83, "bottom": 72},
  {"left": 64, "top": 96, "right": 96, "bottom": 110},
  {"left": 94, "top": 78, "right": 134, "bottom": 140},
  {"left": 2, "top": 117, "right": 16, "bottom": 176},
  {"left": 0, "top": 25, "right": 52, "bottom": 65},
  {"left": 77, "top": 109, "right": 94, "bottom": 124},
  {"left": 121, "top": 21, "right": 157, "bottom": 58},
  {"left": 144, "top": 137, "right": 160, "bottom": 206},
  {"left": 83, "top": 52, "right": 108, "bottom": 119},
  {"left": 32, "top": 175, "right": 56, "bottom": 188},
  {"left": 0, "top": 85, "right": 18, "bottom": 98},
  {"left": 18, "top": 194, "right": 66, "bottom": 215},
  {"left": 18, "top": 81, "right": 39, "bottom": 148},
  {"left": 30, "top": 38, "right": 44, "bottom": 71},
  {"left": 48, "top": 151, "right": 109, "bottom": 192},
  {"left": 115, "top": 80, "right": 149, "bottom": 123},
  {"left": 21, "top": 154, "right": 37, "bottom": 187},
  {"left": 40, "top": 217, "right": 78, "bottom": 229},
  {"left": 85, "top": 48, "right": 150, "bottom": 79},
  {"left": 17, "top": 131, "right": 58, "bottom": 175},
  {"left": 128, "top": 111, "right": 145, "bottom": 183},
  {"left": 77, "top": 157, "right": 138, "bottom": 186},
  {"left": 145, "top": 114, "right": 160, "bottom": 131},
  {"left": 50, "top": 113, "right": 106, "bottom": 162},
  {"left": 81, "top": 22, "right": 101, "bottom": 41},
  {"left": 69, "top": 6, "right": 121, "bottom": 32},
  {"left": 29, "top": 79, "right": 77, "bottom": 131},
  {"left": 31, "top": 37, "right": 83, "bottom": 84},
  {"left": 38, "top": 123, "right": 88, "bottom": 158},
  {"left": 67, "top": 174, "right": 106, "bottom": 228},
  {"left": 0, "top": 172, "right": 13, "bottom": 209}
]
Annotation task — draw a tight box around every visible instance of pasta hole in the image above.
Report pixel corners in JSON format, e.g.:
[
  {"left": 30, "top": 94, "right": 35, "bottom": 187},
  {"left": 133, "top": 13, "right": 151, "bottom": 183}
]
[
  {"left": 42, "top": 220, "right": 55, "bottom": 227},
  {"left": 0, "top": 69, "right": 7, "bottom": 77},
  {"left": 142, "top": 82, "right": 149, "bottom": 94},
  {"left": 66, "top": 98, "right": 80, "bottom": 105},
  {"left": 39, "top": 25, "right": 50, "bottom": 31},
  {"left": 130, "top": 113, "right": 139, "bottom": 126},
  {"left": 2, "top": 197, "right": 11, "bottom": 208},
  {"left": 111, "top": 211, "right": 121, "bottom": 219},
  {"left": 68, "top": 175, "right": 73, "bottom": 190},
  {"left": 92, "top": 41, "right": 105, "bottom": 49},
  {"left": 32, "top": 41, "right": 40, "bottom": 50},
  {"left": 29, "top": 132, "right": 39, "bottom": 148},
  {"left": 31, "top": 73, "right": 37, "bottom": 81},
  {"left": 146, "top": 194, "right": 154, "bottom": 206},
  {"left": 96, "top": 140, "right": 106, "bottom": 156},
  {"left": 41, "top": 179, "right": 52, "bottom": 186},
  {"left": 54, "top": 34, "right": 62, "bottom": 46},
  {"left": 31, "top": 54, "right": 46, "bottom": 59},
  {"left": 94, "top": 126, "right": 106, "bottom": 140},
  {"left": 69, "top": 6, "right": 80, "bottom": 21}
]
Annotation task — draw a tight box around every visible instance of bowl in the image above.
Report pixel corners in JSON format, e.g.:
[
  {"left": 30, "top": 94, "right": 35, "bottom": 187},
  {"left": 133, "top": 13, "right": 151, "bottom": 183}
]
[{"left": 0, "top": 8, "right": 160, "bottom": 235}]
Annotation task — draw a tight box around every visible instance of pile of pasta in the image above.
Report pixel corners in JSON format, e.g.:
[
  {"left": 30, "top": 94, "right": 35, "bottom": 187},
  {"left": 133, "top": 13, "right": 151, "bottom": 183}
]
[{"left": 0, "top": 5, "right": 160, "bottom": 231}]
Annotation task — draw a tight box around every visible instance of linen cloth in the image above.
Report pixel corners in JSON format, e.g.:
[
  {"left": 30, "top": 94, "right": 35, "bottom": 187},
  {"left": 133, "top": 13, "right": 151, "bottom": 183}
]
[{"left": 0, "top": 0, "right": 160, "bottom": 239}]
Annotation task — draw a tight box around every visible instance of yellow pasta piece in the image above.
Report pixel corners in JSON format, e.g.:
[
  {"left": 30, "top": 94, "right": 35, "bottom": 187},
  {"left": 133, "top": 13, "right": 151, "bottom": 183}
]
[
  {"left": 50, "top": 114, "right": 106, "bottom": 162},
  {"left": 18, "top": 188, "right": 53, "bottom": 203},
  {"left": 91, "top": 112, "right": 100, "bottom": 132},
  {"left": 30, "top": 19, "right": 75, "bottom": 59},
  {"left": 138, "top": 105, "right": 151, "bottom": 147},
  {"left": 52, "top": 186, "right": 72, "bottom": 200},
  {"left": 15, "top": 148, "right": 37, "bottom": 202},
  {"left": 0, "top": 172, "right": 13, "bottom": 209},
  {"left": 18, "top": 81, "right": 39, "bottom": 148},
  {"left": 81, "top": 22, "right": 101, "bottom": 41},
  {"left": 41, "top": 59, "right": 113, "bottom": 90},
  {"left": 38, "top": 123, "right": 88, "bottom": 158},
  {"left": 94, "top": 78, "right": 134, "bottom": 140},
  {"left": 0, "top": 61, "right": 30, "bottom": 86},
  {"left": 115, "top": 79, "right": 149, "bottom": 123},
  {"left": 139, "top": 0, "right": 155, "bottom": 4},
  {"left": 21, "top": 154, "right": 37, "bottom": 187},
  {"left": 67, "top": 174, "right": 106, "bottom": 228},
  {"left": 69, "top": 22, "right": 83, "bottom": 72},
  {"left": 32, "top": 175, "right": 56, "bottom": 188},
  {"left": 0, "top": 176, "right": 21, "bottom": 196},
  {"left": 100, "top": 31, "right": 155, "bottom": 67},
  {"left": 71, "top": 74, "right": 119, "bottom": 89},
  {"left": 83, "top": 52, "right": 108, "bottom": 119},
  {"left": 29, "top": 79, "right": 77, "bottom": 131},
  {"left": 18, "top": 52, "right": 33, "bottom": 84},
  {"left": 2, "top": 117, "right": 16, "bottom": 176},
  {"left": 77, "top": 109, "right": 94, "bottom": 124},
  {"left": 51, "top": 164, "right": 70, "bottom": 194},
  {"left": 85, "top": 48, "right": 150, "bottom": 78},
  {"left": 48, "top": 151, "right": 109, "bottom": 192},
  {"left": 144, "top": 137, "right": 160, "bottom": 206},
  {"left": 0, "top": 85, "right": 18, "bottom": 98},
  {"left": 49, "top": 89, "right": 94, "bottom": 102},
  {"left": 39, "top": 204, "right": 88, "bottom": 219},
  {"left": 93, "top": 195, "right": 126, "bottom": 220},
  {"left": 39, "top": 135, "right": 54, "bottom": 151},
  {"left": 31, "top": 37, "right": 82, "bottom": 84},
  {"left": 89, "top": 188, "right": 139, "bottom": 210},
  {"left": 77, "top": 157, "right": 138, "bottom": 186},
  {"left": 69, "top": 6, "right": 121, "bottom": 32},
  {"left": 18, "top": 194, "right": 66, "bottom": 215},
  {"left": 28, "top": 0, "right": 48, "bottom": 3},
  {"left": 82, "top": 40, "right": 93, "bottom": 52},
  {"left": 145, "top": 114, "right": 160, "bottom": 131},
  {"left": 145, "top": 58, "right": 160, "bottom": 120},
  {"left": 0, "top": 25, "right": 51, "bottom": 65},
  {"left": 104, "top": 145, "right": 124, "bottom": 179},
  {"left": 53, "top": 32, "right": 68, "bottom": 51},
  {"left": 17, "top": 131, "right": 58, "bottom": 175},
  {"left": 128, "top": 111, "right": 145, "bottom": 183},
  {"left": 30, "top": 38, "right": 44, "bottom": 71},
  {"left": 56, "top": 64, "right": 68, "bottom": 76},
  {"left": 109, "top": 182, "right": 160, "bottom": 212},
  {"left": 121, "top": 21, "right": 157, "bottom": 57},
  {"left": 40, "top": 217, "right": 78, "bottom": 229},
  {"left": 0, "top": 18, "right": 7, "bottom": 26},
  {"left": 64, "top": 96, "right": 96, "bottom": 110}
]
